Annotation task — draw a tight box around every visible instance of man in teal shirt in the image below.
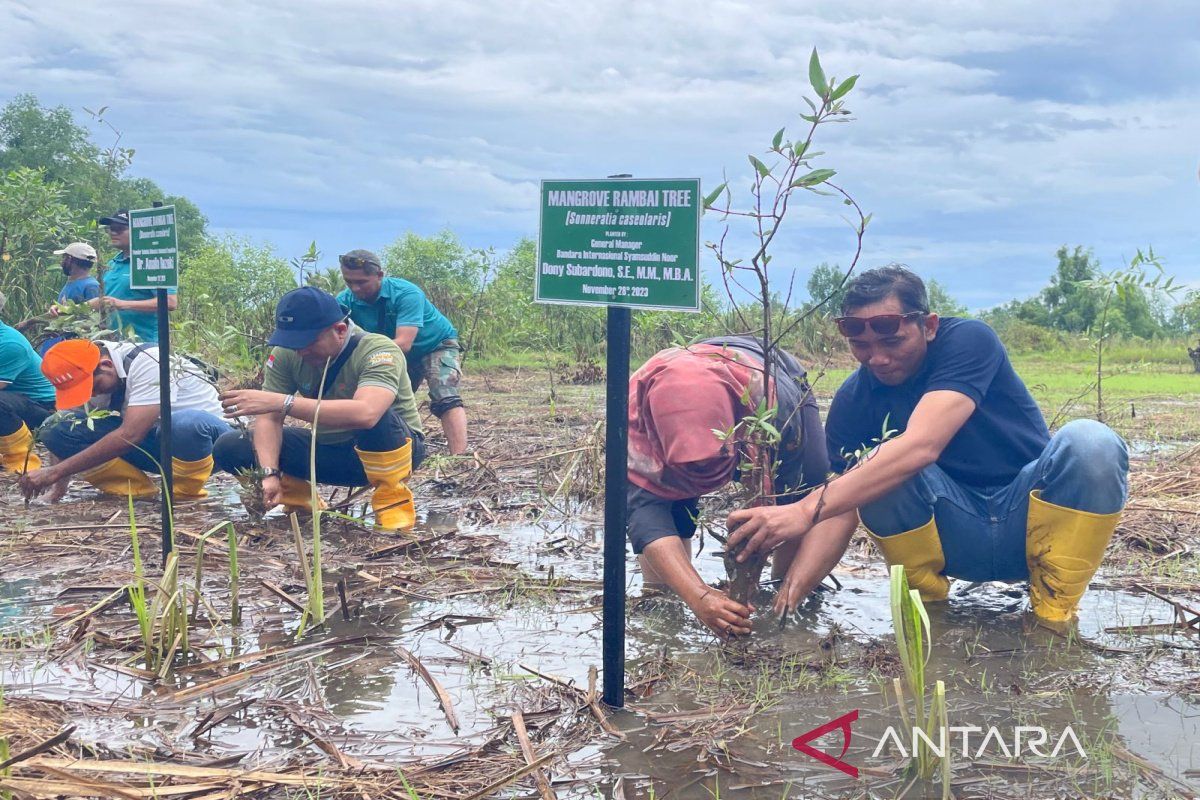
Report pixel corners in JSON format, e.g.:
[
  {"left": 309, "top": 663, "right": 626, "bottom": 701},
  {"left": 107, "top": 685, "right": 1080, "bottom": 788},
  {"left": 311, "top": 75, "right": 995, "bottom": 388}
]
[
  {"left": 336, "top": 249, "right": 468, "bottom": 454},
  {"left": 91, "top": 211, "right": 177, "bottom": 342},
  {"left": 0, "top": 302, "right": 56, "bottom": 474}
]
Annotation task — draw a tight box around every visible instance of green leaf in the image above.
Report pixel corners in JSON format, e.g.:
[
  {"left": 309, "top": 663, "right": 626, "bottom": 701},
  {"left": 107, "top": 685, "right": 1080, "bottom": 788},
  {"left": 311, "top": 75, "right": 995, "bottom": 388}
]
[
  {"left": 830, "top": 74, "right": 859, "bottom": 101},
  {"left": 748, "top": 154, "right": 771, "bottom": 178},
  {"left": 791, "top": 168, "right": 836, "bottom": 188},
  {"left": 799, "top": 113, "right": 818, "bottom": 123},
  {"left": 793, "top": 141, "right": 809, "bottom": 159},
  {"left": 771, "top": 127, "right": 785, "bottom": 151},
  {"left": 808, "top": 49, "right": 828, "bottom": 99},
  {"left": 702, "top": 182, "right": 727, "bottom": 209}
]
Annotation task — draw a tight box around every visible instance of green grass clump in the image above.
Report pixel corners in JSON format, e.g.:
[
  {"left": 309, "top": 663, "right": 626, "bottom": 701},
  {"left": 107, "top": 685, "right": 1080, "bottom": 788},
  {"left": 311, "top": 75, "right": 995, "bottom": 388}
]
[{"left": 890, "top": 565, "right": 949, "bottom": 795}]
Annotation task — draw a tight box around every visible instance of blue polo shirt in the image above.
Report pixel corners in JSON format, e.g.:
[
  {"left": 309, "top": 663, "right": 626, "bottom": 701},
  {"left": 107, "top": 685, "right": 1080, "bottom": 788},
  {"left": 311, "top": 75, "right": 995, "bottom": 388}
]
[
  {"left": 104, "top": 252, "right": 175, "bottom": 342},
  {"left": 337, "top": 277, "right": 458, "bottom": 359},
  {"left": 0, "top": 323, "right": 55, "bottom": 405},
  {"left": 58, "top": 276, "right": 101, "bottom": 304},
  {"left": 826, "top": 317, "right": 1050, "bottom": 488}
]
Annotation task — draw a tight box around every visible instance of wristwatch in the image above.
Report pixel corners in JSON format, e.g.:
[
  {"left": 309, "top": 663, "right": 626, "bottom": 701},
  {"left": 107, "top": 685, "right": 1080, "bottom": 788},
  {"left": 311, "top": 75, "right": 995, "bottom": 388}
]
[{"left": 262, "top": 468, "right": 283, "bottom": 480}]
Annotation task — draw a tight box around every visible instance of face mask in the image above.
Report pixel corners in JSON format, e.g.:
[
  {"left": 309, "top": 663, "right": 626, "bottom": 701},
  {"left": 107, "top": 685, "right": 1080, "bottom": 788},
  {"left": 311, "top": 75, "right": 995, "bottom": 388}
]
[{"left": 61, "top": 264, "right": 72, "bottom": 276}]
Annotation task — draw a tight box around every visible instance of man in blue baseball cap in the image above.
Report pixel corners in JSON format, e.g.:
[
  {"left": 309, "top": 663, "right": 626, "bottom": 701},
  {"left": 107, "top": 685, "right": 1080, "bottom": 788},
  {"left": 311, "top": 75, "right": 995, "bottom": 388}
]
[{"left": 213, "top": 287, "right": 425, "bottom": 529}]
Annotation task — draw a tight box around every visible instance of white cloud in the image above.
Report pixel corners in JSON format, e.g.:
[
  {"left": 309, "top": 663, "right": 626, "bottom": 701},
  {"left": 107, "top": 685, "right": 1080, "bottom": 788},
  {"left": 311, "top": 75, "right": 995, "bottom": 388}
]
[{"left": 1, "top": 0, "right": 1196, "bottom": 305}]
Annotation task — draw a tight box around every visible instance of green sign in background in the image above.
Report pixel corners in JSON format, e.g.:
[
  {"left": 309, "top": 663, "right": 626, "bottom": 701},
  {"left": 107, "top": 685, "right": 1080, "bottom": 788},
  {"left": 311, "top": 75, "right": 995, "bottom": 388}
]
[
  {"left": 128, "top": 204, "right": 179, "bottom": 290},
  {"left": 536, "top": 178, "right": 701, "bottom": 311}
]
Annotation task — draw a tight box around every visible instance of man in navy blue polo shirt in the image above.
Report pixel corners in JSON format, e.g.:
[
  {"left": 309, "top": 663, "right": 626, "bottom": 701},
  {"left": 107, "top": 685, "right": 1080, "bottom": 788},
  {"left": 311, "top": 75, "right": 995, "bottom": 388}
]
[{"left": 726, "top": 265, "right": 1128, "bottom": 628}]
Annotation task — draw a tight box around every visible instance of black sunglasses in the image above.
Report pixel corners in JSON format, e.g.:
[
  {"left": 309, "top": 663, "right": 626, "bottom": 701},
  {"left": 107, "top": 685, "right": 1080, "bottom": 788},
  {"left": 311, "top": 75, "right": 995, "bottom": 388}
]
[
  {"left": 339, "top": 254, "right": 379, "bottom": 270},
  {"left": 834, "top": 311, "right": 926, "bottom": 337}
]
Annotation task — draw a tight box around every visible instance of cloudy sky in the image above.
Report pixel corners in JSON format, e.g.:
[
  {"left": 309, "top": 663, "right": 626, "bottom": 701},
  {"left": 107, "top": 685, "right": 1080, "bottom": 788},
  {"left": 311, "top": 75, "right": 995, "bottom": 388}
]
[{"left": 3, "top": 0, "right": 1197, "bottom": 309}]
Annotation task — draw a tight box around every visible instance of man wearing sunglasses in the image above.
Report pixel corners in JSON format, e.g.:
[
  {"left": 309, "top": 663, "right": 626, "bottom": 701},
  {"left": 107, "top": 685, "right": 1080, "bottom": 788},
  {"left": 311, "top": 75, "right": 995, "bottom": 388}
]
[
  {"left": 88, "top": 211, "right": 177, "bottom": 343},
  {"left": 727, "top": 265, "right": 1128, "bottom": 628},
  {"left": 336, "top": 249, "right": 468, "bottom": 455}
]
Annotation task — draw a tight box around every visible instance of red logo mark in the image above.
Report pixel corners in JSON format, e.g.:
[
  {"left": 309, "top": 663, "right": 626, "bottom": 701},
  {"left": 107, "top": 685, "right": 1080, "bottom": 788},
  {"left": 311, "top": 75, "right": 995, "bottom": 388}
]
[{"left": 791, "top": 709, "right": 859, "bottom": 778}]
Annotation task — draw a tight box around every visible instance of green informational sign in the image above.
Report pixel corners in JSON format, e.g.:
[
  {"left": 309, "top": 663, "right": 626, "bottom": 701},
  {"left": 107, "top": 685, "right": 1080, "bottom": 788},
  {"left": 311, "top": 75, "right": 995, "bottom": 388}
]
[
  {"left": 536, "top": 178, "right": 701, "bottom": 311},
  {"left": 128, "top": 205, "right": 179, "bottom": 290}
]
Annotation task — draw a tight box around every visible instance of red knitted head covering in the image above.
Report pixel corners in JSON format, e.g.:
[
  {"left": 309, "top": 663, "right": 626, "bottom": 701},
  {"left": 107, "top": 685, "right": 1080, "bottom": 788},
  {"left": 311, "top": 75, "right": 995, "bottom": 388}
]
[{"left": 627, "top": 344, "right": 767, "bottom": 500}]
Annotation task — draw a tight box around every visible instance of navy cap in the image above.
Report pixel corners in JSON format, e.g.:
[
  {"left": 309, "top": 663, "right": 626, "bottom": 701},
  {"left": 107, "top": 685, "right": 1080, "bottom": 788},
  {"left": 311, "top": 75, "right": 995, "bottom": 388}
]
[
  {"left": 98, "top": 211, "right": 130, "bottom": 227},
  {"left": 268, "top": 287, "right": 349, "bottom": 349}
]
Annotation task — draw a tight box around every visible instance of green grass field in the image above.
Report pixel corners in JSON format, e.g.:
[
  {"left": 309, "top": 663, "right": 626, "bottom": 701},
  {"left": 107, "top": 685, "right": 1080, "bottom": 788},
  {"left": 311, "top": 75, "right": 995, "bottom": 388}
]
[
  {"left": 817, "top": 353, "right": 1200, "bottom": 443},
  {"left": 473, "top": 340, "right": 1200, "bottom": 444}
]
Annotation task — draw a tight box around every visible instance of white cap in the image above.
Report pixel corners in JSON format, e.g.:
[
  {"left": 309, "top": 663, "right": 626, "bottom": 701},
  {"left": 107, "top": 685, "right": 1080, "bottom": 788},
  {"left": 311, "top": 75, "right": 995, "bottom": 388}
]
[{"left": 52, "top": 242, "right": 98, "bottom": 262}]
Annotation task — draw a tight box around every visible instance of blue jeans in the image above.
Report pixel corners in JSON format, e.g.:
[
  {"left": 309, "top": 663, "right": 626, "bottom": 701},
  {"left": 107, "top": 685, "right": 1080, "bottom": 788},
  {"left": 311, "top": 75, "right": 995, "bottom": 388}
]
[
  {"left": 41, "top": 410, "right": 233, "bottom": 472},
  {"left": 858, "top": 419, "right": 1129, "bottom": 582},
  {"left": 212, "top": 407, "right": 425, "bottom": 487}
]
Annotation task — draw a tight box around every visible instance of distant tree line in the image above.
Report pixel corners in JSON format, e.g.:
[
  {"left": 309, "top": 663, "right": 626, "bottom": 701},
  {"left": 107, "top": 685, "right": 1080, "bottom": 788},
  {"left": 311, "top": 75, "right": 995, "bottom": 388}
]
[{"left": 1, "top": 94, "right": 1196, "bottom": 377}]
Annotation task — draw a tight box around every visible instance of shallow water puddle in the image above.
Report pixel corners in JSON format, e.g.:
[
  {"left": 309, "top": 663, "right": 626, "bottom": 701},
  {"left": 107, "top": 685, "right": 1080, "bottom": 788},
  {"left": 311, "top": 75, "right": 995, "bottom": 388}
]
[{"left": 1, "top": 509, "right": 1198, "bottom": 797}]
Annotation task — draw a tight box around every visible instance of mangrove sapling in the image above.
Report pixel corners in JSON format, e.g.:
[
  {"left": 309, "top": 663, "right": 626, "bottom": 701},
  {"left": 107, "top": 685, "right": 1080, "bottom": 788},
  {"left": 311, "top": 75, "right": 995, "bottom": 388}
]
[
  {"left": 712, "top": 398, "right": 784, "bottom": 608},
  {"left": 233, "top": 467, "right": 269, "bottom": 521},
  {"left": 190, "top": 521, "right": 235, "bottom": 622},
  {"left": 306, "top": 356, "right": 333, "bottom": 627},
  {"left": 18, "top": 298, "right": 109, "bottom": 342},
  {"left": 227, "top": 523, "right": 241, "bottom": 626},
  {"left": 706, "top": 49, "right": 868, "bottom": 606},
  {"left": 1078, "top": 247, "right": 1174, "bottom": 423},
  {"left": 123, "top": 494, "right": 193, "bottom": 675},
  {"left": 127, "top": 495, "right": 153, "bottom": 668},
  {"left": 890, "top": 564, "right": 950, "bottom": 790},
  {"left": 283, "top": 357, "right": 333, "bottom": 638},
  {"left": 292, "top": 241, "right": 321, "bottom": 287},
  {"left": 150, "top": 551, "right": 188, "bottom": 679}
]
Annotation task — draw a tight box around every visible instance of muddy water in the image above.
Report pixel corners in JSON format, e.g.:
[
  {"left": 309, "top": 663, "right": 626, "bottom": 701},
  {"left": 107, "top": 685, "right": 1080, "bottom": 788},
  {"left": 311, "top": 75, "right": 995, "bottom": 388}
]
[{"left": 2, "top": 506, "right": 1198, "bottom": 798}]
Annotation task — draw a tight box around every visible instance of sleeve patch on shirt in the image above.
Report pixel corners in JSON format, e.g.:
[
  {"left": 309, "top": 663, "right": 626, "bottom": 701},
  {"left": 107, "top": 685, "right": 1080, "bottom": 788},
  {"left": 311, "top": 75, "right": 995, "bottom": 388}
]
[{"left": 366, "top": 351, "right": 396, "bottom": 367}]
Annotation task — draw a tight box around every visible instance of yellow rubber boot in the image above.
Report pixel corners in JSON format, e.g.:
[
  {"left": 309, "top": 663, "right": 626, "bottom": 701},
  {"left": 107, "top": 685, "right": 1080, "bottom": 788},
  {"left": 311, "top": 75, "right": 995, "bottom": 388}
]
[
  {"left": 172, "top": 455, "right": 214, "bottom": 499},
  {"left": 78, "top": 458, "right": 156, "bottom": 498},
  {"left": 279, "top": 473, "right": 326, "bottom": 515},
  {"left": 1026, "top": 490, "right": 1121, "bottom": 624},
  {"left": 864, "top": 516, "right": 950, "bottom": 602},
  {"left": 355, "top": 441, "right": 415, "bottom": 530},
  {"left": 0, "top": 423, "right": 41, "bottom": 473}
]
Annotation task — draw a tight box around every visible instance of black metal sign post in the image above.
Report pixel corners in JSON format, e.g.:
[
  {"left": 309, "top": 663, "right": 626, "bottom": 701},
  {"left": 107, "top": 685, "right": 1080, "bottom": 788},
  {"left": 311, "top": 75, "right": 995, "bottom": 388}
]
[
  {"left": 535, "top": 172, "right": 701, "bottom": 711},
  {"left": 602, "top": 304, "right": 630, "bottom": 708},
  {"left": 157, "top": 285, "right": 173, "bottom": 560},
  {"left": 153, "top": 200, "right": 174, "bottom": 560},
  {"left": 140, "top": 200, "right": 174, "bottom": 560}
]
